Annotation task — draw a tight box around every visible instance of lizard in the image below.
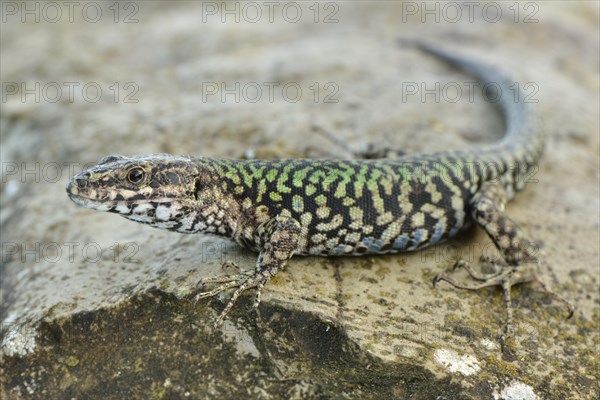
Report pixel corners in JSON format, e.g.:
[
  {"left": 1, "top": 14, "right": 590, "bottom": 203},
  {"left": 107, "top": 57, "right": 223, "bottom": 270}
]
[{"left": 66, "top": 43, "right": 572, "bottom": 341}]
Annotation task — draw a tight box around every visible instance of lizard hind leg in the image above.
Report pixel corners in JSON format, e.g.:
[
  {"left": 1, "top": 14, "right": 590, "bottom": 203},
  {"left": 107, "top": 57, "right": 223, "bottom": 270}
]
[
  {"left": 193, "top": 215, "right": 301, "bottom": 328},
  {"left": 433, "top": 181, "right": 572, "bottom": 341}
]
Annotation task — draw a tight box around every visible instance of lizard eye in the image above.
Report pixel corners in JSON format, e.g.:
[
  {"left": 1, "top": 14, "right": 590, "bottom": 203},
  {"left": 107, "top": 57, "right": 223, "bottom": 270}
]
[{"left": 127, "top": 167, "right": 146, "bottom": 185}]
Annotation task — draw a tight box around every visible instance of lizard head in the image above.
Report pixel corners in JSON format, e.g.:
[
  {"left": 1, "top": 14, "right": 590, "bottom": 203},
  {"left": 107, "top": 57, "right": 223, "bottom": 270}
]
[{"left": 67, "top": 154, "right": 200, "bottom": 229}]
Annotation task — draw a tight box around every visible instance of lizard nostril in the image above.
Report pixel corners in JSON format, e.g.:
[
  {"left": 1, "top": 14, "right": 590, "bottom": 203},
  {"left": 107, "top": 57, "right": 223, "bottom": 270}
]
[{"left": 67, "top": 177, "right": 88, "bottom": 194}]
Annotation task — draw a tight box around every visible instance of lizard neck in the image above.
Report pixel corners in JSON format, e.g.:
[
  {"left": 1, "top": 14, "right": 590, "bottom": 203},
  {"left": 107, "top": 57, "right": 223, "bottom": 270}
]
[
  {"left": 193, "top": 158, "right": 273, "bottom": 249},
  {"left": 191, "top": 160, "right": 243, "bottom": 237}
]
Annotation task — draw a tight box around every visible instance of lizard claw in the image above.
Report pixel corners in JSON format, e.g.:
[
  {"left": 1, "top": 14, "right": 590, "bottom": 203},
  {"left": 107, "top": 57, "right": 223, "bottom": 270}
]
[
  {"left": 432, "top": 273, "right": 444, "bottom": 288},
  {"left": 192, "top": 270, "right": 268, "bottom": 328},
  {"left": 530, "top": 274, "right": 575, "bottom": 320}
]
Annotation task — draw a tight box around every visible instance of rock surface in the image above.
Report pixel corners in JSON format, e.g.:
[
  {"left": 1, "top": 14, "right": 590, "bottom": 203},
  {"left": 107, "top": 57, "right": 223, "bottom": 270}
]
[{"left": 1, "top": 2, "right": 598, "bottom": 399}]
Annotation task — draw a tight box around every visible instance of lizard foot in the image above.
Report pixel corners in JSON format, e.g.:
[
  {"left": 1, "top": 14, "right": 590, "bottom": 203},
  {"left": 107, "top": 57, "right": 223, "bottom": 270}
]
[
  {"left": 433, "top": 259, "right": 573, "bottom": 343},
  {"left": 193, "top": 268, "right": 268, "bottom": 328}
]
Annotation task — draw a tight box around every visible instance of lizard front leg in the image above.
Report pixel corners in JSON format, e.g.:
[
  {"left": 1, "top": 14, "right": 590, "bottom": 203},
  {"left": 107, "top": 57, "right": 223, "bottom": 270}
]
[
  {"left": 433, "top": 181, "right": 572, "bottom": 341},
  {"left": 194, "top": 215, "right": 301, "bottom": 328}
]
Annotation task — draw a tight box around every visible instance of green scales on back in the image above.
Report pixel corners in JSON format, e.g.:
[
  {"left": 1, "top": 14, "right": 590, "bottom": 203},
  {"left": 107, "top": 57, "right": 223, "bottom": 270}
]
[
  {"left": 67, "top": 43, "right": 570, "bottom": 341},
  {"left": 195, "top": 157, "right": 483, "bottom": 255}
]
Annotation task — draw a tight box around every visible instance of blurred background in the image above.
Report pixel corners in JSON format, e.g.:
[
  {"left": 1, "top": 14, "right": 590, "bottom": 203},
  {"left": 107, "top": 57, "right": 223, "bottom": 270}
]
[{"left": 1, "top": 2, "right": 598, "bottom": 399}]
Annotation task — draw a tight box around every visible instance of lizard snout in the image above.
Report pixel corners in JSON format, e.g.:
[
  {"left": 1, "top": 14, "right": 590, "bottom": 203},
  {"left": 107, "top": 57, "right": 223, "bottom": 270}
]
[{"left": 66, "top": 175, "right": 89, "bottom": 196}]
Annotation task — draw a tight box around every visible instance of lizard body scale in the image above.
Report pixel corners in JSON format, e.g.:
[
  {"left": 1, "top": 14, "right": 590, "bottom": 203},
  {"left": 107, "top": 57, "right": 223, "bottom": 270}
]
[{"left": 67, "top": 44, "right": 571, "bottom": 339}]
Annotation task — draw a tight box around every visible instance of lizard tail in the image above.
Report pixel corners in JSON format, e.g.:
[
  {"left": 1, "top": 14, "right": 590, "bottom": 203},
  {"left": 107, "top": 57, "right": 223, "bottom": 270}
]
[{"left": 407, "top": 41, "right": 543, "bottom": 164}]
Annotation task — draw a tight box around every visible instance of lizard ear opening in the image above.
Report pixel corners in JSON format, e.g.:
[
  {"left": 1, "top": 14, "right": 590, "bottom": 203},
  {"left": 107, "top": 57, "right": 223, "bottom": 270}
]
[{"left": 98, "top": 155, "right": 126, "bottom": 165}]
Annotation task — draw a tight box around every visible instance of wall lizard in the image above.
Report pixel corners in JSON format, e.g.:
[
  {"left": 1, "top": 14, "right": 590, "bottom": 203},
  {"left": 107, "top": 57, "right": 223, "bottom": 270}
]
[{"left": 66, "top": 44, "right": 572, "bottom": 342}]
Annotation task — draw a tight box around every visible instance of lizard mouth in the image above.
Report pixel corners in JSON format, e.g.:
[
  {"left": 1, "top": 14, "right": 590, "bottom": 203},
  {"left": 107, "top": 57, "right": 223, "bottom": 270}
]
[
  {"left": 68, "top": 192, "right": 175, "bottom": 206},
  {"left": 67, "top": 179, "right": 176, "bottom": 206},
  {"left": 67, "top": 192, "right": 118, "bottom": 212},
  {"left": 67, "top": 192, "right": 89, "bottom": 206}
]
